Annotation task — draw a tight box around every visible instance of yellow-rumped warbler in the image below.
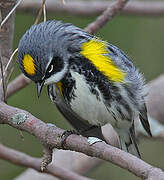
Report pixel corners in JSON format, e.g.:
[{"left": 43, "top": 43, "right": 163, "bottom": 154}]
[{"left": 18, "top": 20, "right": 152, "bottom": 157}]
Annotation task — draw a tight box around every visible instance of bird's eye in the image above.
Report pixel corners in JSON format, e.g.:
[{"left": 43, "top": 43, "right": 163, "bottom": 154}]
[{"left": 48, "top": 64, "right": 54, "bottom": 73}]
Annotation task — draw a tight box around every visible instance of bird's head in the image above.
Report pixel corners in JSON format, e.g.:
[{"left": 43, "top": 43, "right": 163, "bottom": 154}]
[{"left": 18, "top": 21, "right": 73, "bottom": 97}]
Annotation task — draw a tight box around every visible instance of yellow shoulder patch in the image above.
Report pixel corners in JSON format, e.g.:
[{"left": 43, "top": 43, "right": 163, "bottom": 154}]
[
  {"left": 80, "top": 39, "right": 126, "bottom": 82},
  {"left": 22, "top": 54, "right": 36, "bottom": 75}
]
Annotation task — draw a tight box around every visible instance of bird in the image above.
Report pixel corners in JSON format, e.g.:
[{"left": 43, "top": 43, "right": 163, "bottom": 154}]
[{"left": 18, "top": 20, "right": 152, "bottom": 158}]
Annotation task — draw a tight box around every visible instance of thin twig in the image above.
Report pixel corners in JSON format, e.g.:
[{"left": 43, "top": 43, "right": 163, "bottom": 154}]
[
  {"left": 6, "top": 58, "right": 18, "bottom": 86},
  {"left": 4, "top": 48, "right": 18, "bottom": 85},
  {"left": 43, "top": 3, "right": 47, "bottom": 22},
  {"left": 0, "top": 48, "right": 18, "bottom": 99},
  {"left": 0, "top": 9, "right": 2, "bottom": 22},
  {"left": 0, "top": 54, "right": 6, "bottom": 101},
  {"left": 4, "top": 48, "right": 18, "bottom": 76},
  {"left": 85, "top": 0, "right": 129, "bottom": 34},
  {"left": 0, "top": 0, "right": 23, "bottom": 28},
  {"left": 34, "top": 0, "right": 46, "bottom": 25}
]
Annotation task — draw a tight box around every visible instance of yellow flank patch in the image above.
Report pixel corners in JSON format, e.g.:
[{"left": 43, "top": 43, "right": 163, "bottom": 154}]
[
  {"left": 22, "top": 54, "right": 36, "bottom": 75},
  {"left": 80, "top": 39, "right": 126, "bottom": 82},
  {"left": 56, "top": 81, "right": 63, "bottom": 96}
]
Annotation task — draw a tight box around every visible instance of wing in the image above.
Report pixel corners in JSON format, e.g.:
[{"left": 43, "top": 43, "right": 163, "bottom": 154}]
[
  {"left": 107, "top": 44, "right": 152, "bottom": 137},
  {"left": 139, "top": 103, "right": 152, "bottom": 137}
]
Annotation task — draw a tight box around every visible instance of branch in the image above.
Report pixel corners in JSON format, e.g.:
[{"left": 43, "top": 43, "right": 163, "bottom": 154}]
[
  {"left": 0, "top": 144, "right": 93, "bottom": 180},
  {"left": 85, "top": 0, "right": 129, "bottom": 34},
  {"left": 14, "top": 151, "right": 101, "bottom": 180},
  {"left": 5, "top": 77, "right": 164, "bottom": 180},
  {"left": 146, "top": 75, "right": 164, "bottom": 124},
  {"left": 7, "top": 74, "right": 31, "bottom": 98},
  {"left": 0, "top": 102, "right": 164, "bottom": 179},
  {"left": 17, "top": 0, "right": 164, "bottom": 17},
  {"left": 0, "top": 0, "right": 16, "bottom": 101},
  {"left": 0, "top": 0, "right": 15, "bottom": 66}
]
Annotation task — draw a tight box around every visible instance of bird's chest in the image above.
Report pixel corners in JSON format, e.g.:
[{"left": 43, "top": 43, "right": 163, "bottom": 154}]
[{"left": 59, "top": 71, "right": 116, "bottom": 126}]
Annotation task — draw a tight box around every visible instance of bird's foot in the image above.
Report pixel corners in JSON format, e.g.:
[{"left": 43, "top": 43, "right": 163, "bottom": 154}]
[
  {"left": 87, "top": 137, "right": 103, "bottom": 145},
  {"left": 61, "top": 130, "right": 80, "bottom": 149}
]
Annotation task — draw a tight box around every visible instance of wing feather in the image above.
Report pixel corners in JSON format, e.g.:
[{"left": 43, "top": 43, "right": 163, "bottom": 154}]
[{"left": 139, "top": 103, "right": 152, "bottom": 137}]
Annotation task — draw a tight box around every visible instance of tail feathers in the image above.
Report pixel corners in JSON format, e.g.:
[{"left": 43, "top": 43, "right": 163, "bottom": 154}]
[{"left": 117, "top": 128, "right": 141, "bottom": 158}]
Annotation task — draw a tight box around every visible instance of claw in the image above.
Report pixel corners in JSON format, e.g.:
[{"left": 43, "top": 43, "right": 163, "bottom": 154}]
[{"left": 61, "top": 130, "right": 80, "bottom": 149}]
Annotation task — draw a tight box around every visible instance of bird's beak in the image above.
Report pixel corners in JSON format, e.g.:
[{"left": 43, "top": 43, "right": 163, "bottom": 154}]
[{"left": 37, "top": 81, "right": 44, "bottom": 98}]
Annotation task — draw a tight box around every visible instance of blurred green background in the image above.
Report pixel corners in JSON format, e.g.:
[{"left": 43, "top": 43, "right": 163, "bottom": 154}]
[{"left": 0, "top": 10, "right": 164, "bottom": 180}]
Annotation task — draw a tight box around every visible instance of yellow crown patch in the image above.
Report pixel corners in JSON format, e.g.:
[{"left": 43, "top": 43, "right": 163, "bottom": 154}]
[
  {"left": 22, "top": 54, "right": 36, "bottom": 75},
  {"left": 80, "top": 39, "right": 126, "bottom": 82}
]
